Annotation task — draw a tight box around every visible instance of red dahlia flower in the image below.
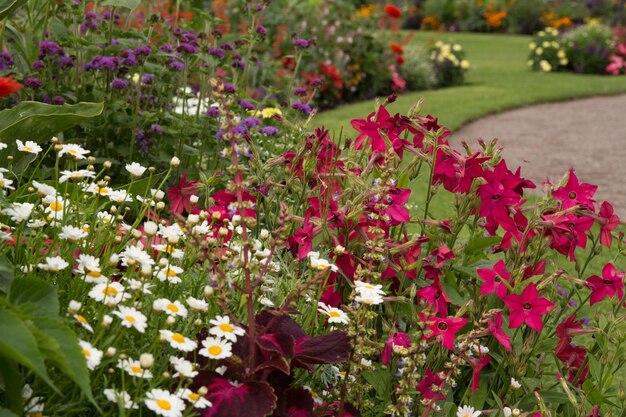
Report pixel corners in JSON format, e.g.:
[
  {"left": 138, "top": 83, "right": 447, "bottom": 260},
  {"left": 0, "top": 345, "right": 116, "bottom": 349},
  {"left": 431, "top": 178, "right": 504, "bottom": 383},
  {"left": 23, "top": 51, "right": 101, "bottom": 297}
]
[
  {"left": 384, "top": 4, "right": 402, "bottom": 18},
  {"left": 0, "top": 77, "right": 22, "bottom": 97},
  {"left": 503, "top": 283, "right": 554, "bottom": 332},
  {"left": 586, "top": 262, "right": 624, "bottom": 306}
]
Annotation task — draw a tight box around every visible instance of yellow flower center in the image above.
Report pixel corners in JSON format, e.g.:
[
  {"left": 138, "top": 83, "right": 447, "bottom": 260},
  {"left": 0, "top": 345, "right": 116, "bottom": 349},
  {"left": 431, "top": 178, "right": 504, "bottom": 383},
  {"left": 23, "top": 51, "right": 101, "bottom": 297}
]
[
  {"left": 97, "top": 187, "right": 109, "bottom": 195},
  {"left": 87, "top": 270, "right": 101, "bottom": 278},
  {"left": 130, "top": 366, "right": 142, "bottom": 374},
  {"left": 329, "top": 311, "right": 341, "bottom": 318},
  {"left": 23, "top": 146, "right": 33, "bottom": 152},
  {"left": 156, "top": 399, "right": 171, "bottom": 410},
  {"left": 76, "top": 315, "right": 88, "bottom": 324},
  {"left": 166, "top": 268, "right": 177, "bottom": 278},
  {"left": 164, "top": 245, "right": 175, "bottom": 253},
  {"left": 171, "top": 333, "right": 185, "bottom": 343},
  {"left": 166, "top": 303, "right": 179, "bottom": 313},
  {"left": 125, "top": 315, "right": 136, "bottom": 323},
  {"left": 219, "top": 323, "right": 234, "bottom": 333},
  {"left": 208, "top": 345, "right": 222, "bottom": 356},
  {"left": 49, "top": 201, "right": 63, "bottom": 212},
  {"left": 82, "top": 349, "right": 91, "bottom": 357},
  {"left": 69, "top": 149, "right": 78, "bottom": 155},
  {"left": 188, "top": 393, "right": 200, "bottom": 401},
  {"left": 103, "top": 286, "right": 118, "bottom": 296}
]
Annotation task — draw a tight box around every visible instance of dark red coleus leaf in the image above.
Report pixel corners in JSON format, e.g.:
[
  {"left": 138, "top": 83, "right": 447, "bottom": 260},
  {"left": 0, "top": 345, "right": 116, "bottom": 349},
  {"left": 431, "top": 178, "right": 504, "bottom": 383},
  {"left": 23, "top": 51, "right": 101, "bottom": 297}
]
[
  {"left": 292, "top": 330, "right": 351, "bottom": 371},
  {"left": 200, "top": 374, "right": 277, "bottom": 417},
  {"left": 273, "top": 388, "right": 314, "bottom": 417}
]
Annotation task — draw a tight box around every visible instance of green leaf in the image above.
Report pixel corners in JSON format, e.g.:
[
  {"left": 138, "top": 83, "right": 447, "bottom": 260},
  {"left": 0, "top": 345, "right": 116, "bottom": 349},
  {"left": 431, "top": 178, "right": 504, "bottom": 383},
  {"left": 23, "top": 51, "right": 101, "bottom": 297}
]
[
  {"left": 362, "top": 369, "right": 392, "bottom": 400},
  {"left": 30, "top": 319, "right": 95, "bottom": 404},
  {"left": 101, "top": 0, "right": 140, "bottom": 9},
  {"left": 0, "top": 407, "right": 20, "bottom": 417},
  {"left": 9, "top": 277, "right": 58, "bottom": 316},
  {"left": 0, "top": 101, "right": 104, "bottom": 144},
  {"left": 441, "top": 282, "right": 466, "bottom": 306},
  {"left": 0, "top": 357, "right": 23, "bottom": 414},
  {"left": 588, "top": 355, "right": 602, "bottom": 382},
  {"left": 0, "top": 307, "right": 55, "bottom": 390},
  {"left": 0, "top": 0, "right": 27, "bottom": 20},
  {"left": 0, "top": 256, "right": 14, "bottom": 293}
]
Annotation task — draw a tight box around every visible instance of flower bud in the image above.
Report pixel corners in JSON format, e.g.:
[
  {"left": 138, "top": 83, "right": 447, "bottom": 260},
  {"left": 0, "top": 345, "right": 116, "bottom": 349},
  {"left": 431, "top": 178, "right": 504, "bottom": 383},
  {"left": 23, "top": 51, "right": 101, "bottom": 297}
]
[
  {"left": 170, "top": 156, "right": 180, "bottom": 167},
  {"left": 67, "top": 300, "right": 82, "bottom": 314},
  {"left": 165, "top": 316, "right": 176, "bottom": 326},
  {"left": 106, "top": 347, "right": 117, "bottom": 357},
  {"left": 140, "top": 353, "right": 154, "bottom": 369},
  {"left": 144, "top": 221, "right": 158, "bottom": 235},
  {"left": 101, "top": 315, "right": 113, "bottom": 328},
  {"left": 190, "top": 195, "right": 199, "bottom": 204}
]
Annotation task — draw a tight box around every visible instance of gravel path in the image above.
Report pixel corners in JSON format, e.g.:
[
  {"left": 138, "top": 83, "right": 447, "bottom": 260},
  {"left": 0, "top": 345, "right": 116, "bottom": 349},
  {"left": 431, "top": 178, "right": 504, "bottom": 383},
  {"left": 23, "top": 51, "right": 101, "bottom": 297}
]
[{"left": 452, "top": 94, "right": 626, "bottom": 215}]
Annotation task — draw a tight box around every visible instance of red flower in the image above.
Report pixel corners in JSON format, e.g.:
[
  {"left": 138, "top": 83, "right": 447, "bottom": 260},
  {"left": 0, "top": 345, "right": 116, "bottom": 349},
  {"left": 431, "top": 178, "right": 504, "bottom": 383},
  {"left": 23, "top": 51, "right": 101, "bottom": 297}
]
[
  {"left": 389, "top": 42, "right": 404, "bottom": 55},
  {"left": 598, "top": 201, "right": 619, "bottom": 247},
  {"left": 469, "top": 353, "right": 491, "bottom": 393},
  {"left": 167, "top": 173, "right": 201, "bottom": 214},
  {"left": 504, "top": 283, "right": 554, "bottom": 332},
  {"left": 478, "top": 260, "right": 512, "bottom": 299},
  {"left": 424, "top": 316, "right": 467, "bottom": 350},
  {"left": 416, "top": 368, "right": 446, "bottom": 401},
  {"left": 0, "top": 77, "right": 22, "bottom": 97},
  {"left": 384, "top": 4, "right": 402, "bottom": 18},
  {"left": 488, "top": 312, "right": 511, "bottom": 350},
  {"left": 381, "top": 332, "right": 411, "bottom": 365},
  {"left": 416, "top": 277, "right": 450, "bottom": 317},
  {"left": 586, "top": 262, "right": 624, "bottom": 306},
  {"left": 552, "top": 169, "right": 597, "bottom": 210}
]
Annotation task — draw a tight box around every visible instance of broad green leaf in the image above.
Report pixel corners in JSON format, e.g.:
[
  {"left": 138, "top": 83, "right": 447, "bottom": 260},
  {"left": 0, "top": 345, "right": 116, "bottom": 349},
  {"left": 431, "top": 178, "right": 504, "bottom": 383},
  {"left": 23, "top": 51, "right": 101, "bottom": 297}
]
[
  {"left": 30, "top": 319, "right": 95, "bottom": 404},
  {"left": 9, "top": 277, "right": 58, "bottom": 316},
  {"left": 441, "top": 282, "right": 466, "bottom": 306},
  {"left": 0, "top": 357, "right": 23, "bottom": 414},
  {"left": 101, "top": 0, "right": 140, "bottom": 9},
  {"left": 0, "top": 0, "right": 27, "bottom": 20},
  {"left": 0, "top": 101, "right": 104, "bottom": 144},
  {"left": 362, "top": 369, "right": 392, "bottom": 400},
  {"left": 0, "top": 256, "right": 14, "bottom": 292},
  {"left": 0, "top": 307, "right": 55, "bottom": 390},
  {"left": 588, "top": 355, "right": 602, "bottom": 383},
  {"left": 0, "top": 407, "right": 20, "bottom": 417}
]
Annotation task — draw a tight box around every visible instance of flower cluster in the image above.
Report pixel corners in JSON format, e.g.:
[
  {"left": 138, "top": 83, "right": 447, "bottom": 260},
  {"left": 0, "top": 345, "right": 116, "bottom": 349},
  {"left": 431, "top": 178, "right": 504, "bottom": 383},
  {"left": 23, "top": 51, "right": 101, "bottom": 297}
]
[
  {"left": 528, "top": 27, "right": 569, "bottom": 72},
  {"left": 430, "top": 41, "right": 470, "bottom": 87}
]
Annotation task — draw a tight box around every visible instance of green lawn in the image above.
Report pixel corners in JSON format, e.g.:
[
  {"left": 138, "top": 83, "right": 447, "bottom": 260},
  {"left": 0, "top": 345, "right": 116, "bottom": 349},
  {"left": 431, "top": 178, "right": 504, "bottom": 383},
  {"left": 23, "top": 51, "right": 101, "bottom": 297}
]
[{"left": 315, "top": 31, "right": 626, "bottom": 133}]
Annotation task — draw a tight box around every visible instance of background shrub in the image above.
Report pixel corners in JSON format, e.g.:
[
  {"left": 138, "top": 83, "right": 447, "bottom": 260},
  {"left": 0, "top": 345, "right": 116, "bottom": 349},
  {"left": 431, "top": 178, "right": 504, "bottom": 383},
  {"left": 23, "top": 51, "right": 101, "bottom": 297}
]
[
  {"left": 564, "top": 24, "right": 614, "bottom": 73},
  {"left": 508, "top": 0, "right": 548, "bottom": 34},
  {"left": 400, "top": 45, "right": 437, "bottom": 91}
]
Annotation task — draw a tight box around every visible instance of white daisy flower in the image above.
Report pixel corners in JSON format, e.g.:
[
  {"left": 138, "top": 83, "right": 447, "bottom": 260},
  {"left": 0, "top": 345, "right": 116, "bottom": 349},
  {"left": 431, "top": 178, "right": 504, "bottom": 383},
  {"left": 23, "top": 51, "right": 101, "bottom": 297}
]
[
  {"left": 32, "top": 180, "right": 56, "bottom": 197},
  {"left": 108, "top": 189, "right": 133, "bottom": 203},
  {"left": 159, "top": 330, "right": 198, "bottom": 352},
  {"left": 118, "top": 358, "right": 153, "bottom": 379},
  {"left": 176, "top": 388, "right": 212, "bottom": 408},
  {"left": 125, "top": 162, "right": 147, "bottom": 177},
  {"left": 79, "top": 340, "right": 102, "bottom": 370},
  {"left": 307, "top": 251, "right": 338, "bottom": 272},
  {"left": 112, "top": 306, "right": 147, "bottom": 333},
  {"left": 120, "top": 244, "right": 155, "bottom": 269},
  {"left": 355, "top": 293, "right": 384, "bottom": 305},
  {"left": 510, "top": 377, "right": 522, "bottom": 389},
  {"left": 22, "top": 384, "right": 45, "bottom": 415},
  {"left": 259, "top": 296, "right": 275, "bottom": 307},
  {"left": 169, "top": 356, "right": 198, "bottom": 378},
  {"left": 59, "top": 143, "right": 90, "bottom": 159},
  {"left": 153, "top": 243, "right": 184, "bottom": 259},
  {"left": 354, "top": 281, "right": 385, "bottom": 296},
  {"left": 457, "top": 405, "right": 481, "bottom": 417},
  {"left": 125, "top": 278, "right": 154, "bottom": 294},
  {"left": 0, "top": 143, "right": 6, "bottom": 150},
  {"left": 0, "top": 174, "right": 15, "bottom": 190},
  {"left": 59, "top": 169, "right": 95, "bottom": 183},
  {"left": 199, "top": 337, "right": 232, "bottom": 359},
  {"left": 75, "top": 254, "right": 101, "bottom": 273},
  {"left": 97, "top": 211, "right": 114, "bottom": 224},
  {"left": 73, "top": 314, "right": 94, "bottom": 333},
  {"left": 42, "top": 195, "right": 69, "bottom": 220},
  {"left": 88, "top": 282, "right": 130, "bottom": 305},
  {"left": 84, "top": 183, "right": 111, "bottom": 196},
  {"left": 153, "top": 299, "right": 188, "bottom": 318},
  {"left": 145, "top": 388, "right": 186, "bottom": 417},
  {"left": 317, "top": 302, "right": 350, "bottom": 325},
  {"left": 16, "top": 140, "right": 43, "bottom": 154},
  {"left": 59, "top": 225, "right": 88, "bottom": 242},
  {"left": 155, "top": 263, "right": 184, "bottom": 284},
  {"left": 158, "top": 224, "right": 185, "bottom": 244},
  {"left": 208, "top": 315, "right": 245, "bottom": 342},
  {"left": 37, "top": 256, "right": 69, "bottom": 272},
  {"left": 5, "top": 202, "right": 34, "bottom": 223},
  {"left": 186, "top": 296, "right": 208, "bottom": 312},
  {"left": 103, "top": 389, "right": 138, "bottom": 409}
]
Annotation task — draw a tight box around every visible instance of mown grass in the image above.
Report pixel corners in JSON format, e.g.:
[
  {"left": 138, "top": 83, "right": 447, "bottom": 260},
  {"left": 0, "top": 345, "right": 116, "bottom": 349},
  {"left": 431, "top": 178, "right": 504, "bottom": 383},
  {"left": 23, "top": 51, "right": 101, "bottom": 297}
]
[{"left": 315, "top": 31, "right": 626, "bottom": 133}]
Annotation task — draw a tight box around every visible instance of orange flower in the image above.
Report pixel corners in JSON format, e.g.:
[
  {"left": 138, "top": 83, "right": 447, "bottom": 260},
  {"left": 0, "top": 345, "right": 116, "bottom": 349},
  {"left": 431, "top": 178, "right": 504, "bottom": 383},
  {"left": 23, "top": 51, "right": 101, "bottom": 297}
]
[
  {"left": 0, "top": 77, "right": 22, "bottom": 97},
  {"left": 484, "top": 10, "right": 506, "bottom": 28},
  {"left": 390, "top": 42, "right": 404, "bottom": 55},
  {"left": 421, "top": 15, "right": 440, "bottom": 30},
  {"left": 384, "top": 4, "right": 402, "bottom": 18}
]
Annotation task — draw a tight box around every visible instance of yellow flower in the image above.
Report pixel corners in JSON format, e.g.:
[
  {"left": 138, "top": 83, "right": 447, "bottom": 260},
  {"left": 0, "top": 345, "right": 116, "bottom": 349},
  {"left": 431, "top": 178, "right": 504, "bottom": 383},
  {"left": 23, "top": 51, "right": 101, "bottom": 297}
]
[
  {"left": 259, "top": 107, "right": 282, "bottom": 119},
  {"left": 539, "top": 60, "right": 552, "bottom": 72}
]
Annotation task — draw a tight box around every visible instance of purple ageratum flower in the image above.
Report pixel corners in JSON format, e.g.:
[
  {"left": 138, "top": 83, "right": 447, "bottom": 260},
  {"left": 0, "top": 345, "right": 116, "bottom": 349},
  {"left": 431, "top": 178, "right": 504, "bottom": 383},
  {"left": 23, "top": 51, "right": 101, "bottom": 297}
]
[
  {"left": 32, "top": 60, "right": 45, "bottom": 70},
  {"left": 206, "top": 107, "right": 220, "bottom": 117},
  {"left": 222, "top": 83, "right": 235, "bottom": 94},
  {"left": 160, "top": 43, "right": 175, "bottom": 53},
  {"left": 242, "top": 117, "right": 261, "bottom": 128},
  {"left": 231, "top": 60, "right": 245, "bottom": 69},
  {"left": 177, "top": 43, "right": 198, "bottom": 54},
  {"left": 0, "top": 51, "right": 14, "bottom": 70},
  {"left": 39, "top": 41, "right": 65, "bottom": 59},
  {"left": 150, "top": 123, "right": 163, "bottom": 134},
  {"left": 133, "top": 46, "right": 152, "bottom": 56},
  {"left": 141, "top": 73, "right": 155, "bottom": 84},
  {"left": 59, "top": 56, "right": 74, "bottom": 69},
  {"left": 309, "top": 77, "right": 322, "bottom": 87},
  {"left": 215, "top": 129, "right": 225, "bottom": 140},
  {"left": 208, "top": 47, "right": 225, "bottom": 59},
  {"left": 239, "top": 100, "right": 256, "bottom": 111},
  {"left": 220, "top": 42, "right": 234, "bottom": 51},
  {"left": 53, "top": 95, "right": 65, "bottom": 105},
  {"left": 122, "top": 55, "right": 137, "bottom": 67},
  {"left": 259, "top": 126, "right": 279, "bottom": 136},
  {"left": 169, "top": 60, "right": 185, "bottom": 72},
  {"left": 110, "top": 78, "right": 129, "bottom": 90},
  {"left": 231, "top": 125, "right": 247, "bottom": 135},
  {"left": 24, "top": 77, "right": 42, "bottom": 89},
  {"left": 256, "top": 24, "right": 267, "bottom": 36},
  {"left": 294, "top": 87, "right": 307, "bottom": 97},
  {"left": 293, "top": 38, "right": 313, "bottom": 48},
  {"left": 85, "top": 55, "right": 119, "bottom": 71},
  {"left": 290, "top": 102, "right": 312, "bottom": 116}
]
